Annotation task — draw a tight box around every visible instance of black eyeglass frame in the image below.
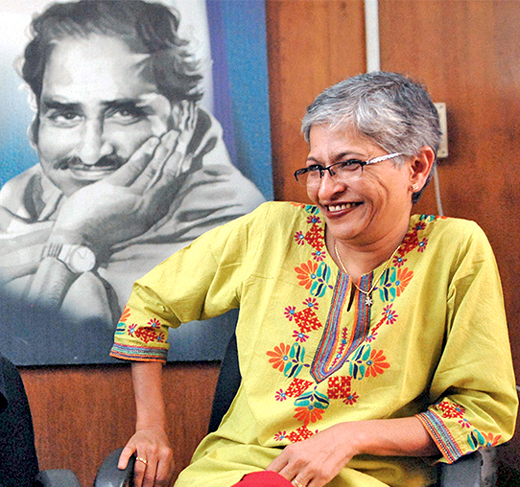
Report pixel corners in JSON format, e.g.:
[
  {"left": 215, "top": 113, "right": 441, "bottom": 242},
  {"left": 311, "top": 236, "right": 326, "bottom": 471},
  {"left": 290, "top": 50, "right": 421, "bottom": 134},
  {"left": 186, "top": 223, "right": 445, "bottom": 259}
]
[{"left": 294, "top": 152, "right": 404, "bottom": 185}]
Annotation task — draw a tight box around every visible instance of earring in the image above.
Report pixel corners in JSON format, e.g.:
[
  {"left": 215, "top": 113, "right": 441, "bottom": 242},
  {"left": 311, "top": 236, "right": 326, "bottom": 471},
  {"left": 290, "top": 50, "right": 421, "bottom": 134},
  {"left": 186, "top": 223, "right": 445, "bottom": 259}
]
[{"left": 411, "top": 183, "right": 419, "bottom": 192}]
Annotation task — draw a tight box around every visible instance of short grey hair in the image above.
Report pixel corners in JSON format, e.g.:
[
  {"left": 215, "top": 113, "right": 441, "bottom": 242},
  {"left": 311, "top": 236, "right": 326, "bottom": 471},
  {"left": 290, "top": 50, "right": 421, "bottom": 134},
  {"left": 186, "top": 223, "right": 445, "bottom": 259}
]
[{"left": 302, "top": 72, "right": 441, "bottom": 202}]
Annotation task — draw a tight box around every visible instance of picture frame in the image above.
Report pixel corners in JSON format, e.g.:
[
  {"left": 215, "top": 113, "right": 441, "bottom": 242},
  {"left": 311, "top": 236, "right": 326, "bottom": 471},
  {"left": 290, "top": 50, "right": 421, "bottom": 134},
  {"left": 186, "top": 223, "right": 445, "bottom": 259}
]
[{"left": 0, "top": 0, "right": 272, "bottom": 365}]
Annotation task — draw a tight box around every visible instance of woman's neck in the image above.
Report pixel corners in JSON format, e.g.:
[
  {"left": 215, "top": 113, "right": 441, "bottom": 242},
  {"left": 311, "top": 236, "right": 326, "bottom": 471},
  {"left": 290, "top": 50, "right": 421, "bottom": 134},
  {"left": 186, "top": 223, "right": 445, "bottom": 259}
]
[{"left": 328, "top": 223, "right": 410, "bottom": 281}]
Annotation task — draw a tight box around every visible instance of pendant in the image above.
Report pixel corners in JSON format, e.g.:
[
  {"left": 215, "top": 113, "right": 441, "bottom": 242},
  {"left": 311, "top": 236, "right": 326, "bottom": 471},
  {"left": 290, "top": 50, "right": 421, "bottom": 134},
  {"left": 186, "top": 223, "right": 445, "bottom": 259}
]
[{"left": 365, "top": 295, "right": 373, "bottom": 307}]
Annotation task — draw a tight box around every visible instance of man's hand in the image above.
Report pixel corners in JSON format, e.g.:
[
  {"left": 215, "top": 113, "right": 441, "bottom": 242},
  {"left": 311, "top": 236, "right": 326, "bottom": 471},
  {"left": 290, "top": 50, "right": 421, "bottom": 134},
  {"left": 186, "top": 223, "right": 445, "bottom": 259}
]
[
  {"left": 0, "top": 224, "right": 52, "bottom": 283},
  {"left": 118, "top": 427, "right": 175, "bottom": 487},
  {"left": 50, "top": 101, "right": 198, "bottom": 255}
]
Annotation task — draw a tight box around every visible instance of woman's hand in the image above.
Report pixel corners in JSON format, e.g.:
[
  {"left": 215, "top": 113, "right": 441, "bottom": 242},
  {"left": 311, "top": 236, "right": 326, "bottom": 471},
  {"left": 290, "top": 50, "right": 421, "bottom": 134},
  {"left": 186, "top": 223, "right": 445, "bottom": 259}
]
[
  {"left": 118, "top": 426, "right": 175, "bottom": 487},
  {"left": 266, "top": 424, "right": 355, "bottom": 487},
  {"left": 267, "top": 418, "right": 438, "bottom": 487},
  {"left": 120, "top": 362, "right": 174, "bottom": 487}
]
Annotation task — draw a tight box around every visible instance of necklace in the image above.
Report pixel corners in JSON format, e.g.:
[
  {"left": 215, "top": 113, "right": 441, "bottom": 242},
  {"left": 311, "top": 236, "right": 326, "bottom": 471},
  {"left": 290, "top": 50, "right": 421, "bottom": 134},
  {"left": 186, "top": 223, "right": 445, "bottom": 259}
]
[{"left": 333, "top": 241, "right": 401, "bottom": 307}]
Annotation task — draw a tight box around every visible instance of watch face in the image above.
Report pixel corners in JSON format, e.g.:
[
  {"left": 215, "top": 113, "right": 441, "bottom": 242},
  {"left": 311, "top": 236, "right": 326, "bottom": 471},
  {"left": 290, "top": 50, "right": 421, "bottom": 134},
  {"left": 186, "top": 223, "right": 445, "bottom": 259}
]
[{"left": 69, "top": 246, "right": 96, "bottom": 273}]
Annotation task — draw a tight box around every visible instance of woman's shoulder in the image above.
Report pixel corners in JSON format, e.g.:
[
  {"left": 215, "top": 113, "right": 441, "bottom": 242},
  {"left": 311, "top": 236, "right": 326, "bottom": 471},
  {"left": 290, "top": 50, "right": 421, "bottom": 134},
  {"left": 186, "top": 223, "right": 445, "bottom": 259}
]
[
  {"left": 245, "top": 201, "right": 319, "bottom": 227},
  {"left": 253, "top": 200, "right": 318, "bottom": 215},
  {"left": 228, "top": 201, "right": 321, "bottom": 250},
  {"left": 410, "top": 214, "right": 491, "bottom": 250},
  {"left": 196, "top": 201, "right": 317, "bottom": 248}
]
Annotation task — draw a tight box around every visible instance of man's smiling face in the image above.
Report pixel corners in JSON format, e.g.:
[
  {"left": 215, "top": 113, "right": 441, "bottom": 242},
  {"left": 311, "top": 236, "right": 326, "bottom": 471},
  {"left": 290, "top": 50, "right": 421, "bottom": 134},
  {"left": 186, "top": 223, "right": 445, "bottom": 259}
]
[{"left": 36, "top": 34, "right": 172, "bottom": 196}]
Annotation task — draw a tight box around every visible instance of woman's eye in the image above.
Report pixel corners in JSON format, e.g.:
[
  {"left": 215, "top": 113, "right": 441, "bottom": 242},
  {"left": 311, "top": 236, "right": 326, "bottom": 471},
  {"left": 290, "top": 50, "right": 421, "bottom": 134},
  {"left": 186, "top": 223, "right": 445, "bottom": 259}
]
[
  {"left": 338, "top": 160, "right": 363, "bottom": 170},
  {"left": 340, "top": 160, "right": 362, "bottom": 167},
  {"left": 307, "top": 164, "right": 324, "bottom": 173}
]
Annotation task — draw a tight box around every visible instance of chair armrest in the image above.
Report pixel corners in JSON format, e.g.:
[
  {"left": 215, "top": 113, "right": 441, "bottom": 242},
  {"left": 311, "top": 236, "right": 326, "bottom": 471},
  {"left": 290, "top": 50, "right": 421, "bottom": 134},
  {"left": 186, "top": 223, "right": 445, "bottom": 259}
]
[
  {"left": 439, "top": 450, "right": 482, "bottom": 487},
  {"left": 94, "top": 447, "right": 135, "bottom": 487},
  {"left": 35, "top": 469, "right": 81, "bottom": 487}
]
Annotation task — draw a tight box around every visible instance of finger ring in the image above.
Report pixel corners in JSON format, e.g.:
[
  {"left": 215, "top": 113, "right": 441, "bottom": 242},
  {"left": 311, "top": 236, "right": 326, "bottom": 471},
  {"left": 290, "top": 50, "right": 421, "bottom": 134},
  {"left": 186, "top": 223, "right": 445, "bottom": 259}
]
[
  {"left": 292, "top": 480, "right": 305, "bottom": 487},
  {"left": 136, "top": 456, "right": 148, "bottom": 465}
]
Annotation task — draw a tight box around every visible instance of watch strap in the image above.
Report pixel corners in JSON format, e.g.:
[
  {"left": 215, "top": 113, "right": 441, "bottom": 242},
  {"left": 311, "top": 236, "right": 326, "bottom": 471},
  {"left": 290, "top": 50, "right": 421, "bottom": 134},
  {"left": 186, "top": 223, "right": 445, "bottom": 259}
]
[
  {"left": 41, "top": 243, "right": 96, "bottom": 273},
  {"left": 42, "top": 242, "right": 66, "bottom": 260}
]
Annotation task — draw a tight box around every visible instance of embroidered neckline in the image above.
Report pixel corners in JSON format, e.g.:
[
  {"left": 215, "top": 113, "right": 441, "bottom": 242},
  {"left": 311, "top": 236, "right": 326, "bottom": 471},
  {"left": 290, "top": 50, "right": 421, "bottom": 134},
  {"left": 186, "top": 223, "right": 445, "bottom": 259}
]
[{"left": 310, "top": 271, "right": 372, "bottom": 382}]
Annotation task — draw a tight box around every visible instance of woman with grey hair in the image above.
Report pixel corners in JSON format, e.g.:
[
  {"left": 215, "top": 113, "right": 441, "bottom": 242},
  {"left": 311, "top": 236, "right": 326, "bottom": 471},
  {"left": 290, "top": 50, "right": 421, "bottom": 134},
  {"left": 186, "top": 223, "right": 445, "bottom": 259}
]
[
  {"left": 112, "top": 72, "right": 517, "bottom": 487},
  {"left": 301, "top": 71, "right": 441, "bottom": 203}
]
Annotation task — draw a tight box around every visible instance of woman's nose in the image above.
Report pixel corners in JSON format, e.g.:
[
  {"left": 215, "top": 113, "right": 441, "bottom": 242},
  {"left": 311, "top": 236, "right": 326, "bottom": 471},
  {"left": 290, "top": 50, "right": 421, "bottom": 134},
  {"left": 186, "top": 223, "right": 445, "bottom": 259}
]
[{"left": 317, "top": 170, "right": 346, "bottom": 198}]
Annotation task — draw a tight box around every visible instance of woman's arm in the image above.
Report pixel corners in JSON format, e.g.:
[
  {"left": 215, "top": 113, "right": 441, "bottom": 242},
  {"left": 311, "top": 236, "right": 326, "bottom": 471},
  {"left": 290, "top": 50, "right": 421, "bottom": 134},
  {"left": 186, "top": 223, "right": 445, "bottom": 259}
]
[
  {"left": 118, "top": 362, "right": 175, "bottom": 487},
  {"left": 267, "top": 417, "right": 438, "bottom": 487}
]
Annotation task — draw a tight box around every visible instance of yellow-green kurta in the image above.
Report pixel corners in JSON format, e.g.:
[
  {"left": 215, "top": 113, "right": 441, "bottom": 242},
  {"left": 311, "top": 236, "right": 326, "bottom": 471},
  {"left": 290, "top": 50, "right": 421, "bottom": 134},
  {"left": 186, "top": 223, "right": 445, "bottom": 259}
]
[{"left": 111, "top": 202, "right": 518, "bottom": 487}]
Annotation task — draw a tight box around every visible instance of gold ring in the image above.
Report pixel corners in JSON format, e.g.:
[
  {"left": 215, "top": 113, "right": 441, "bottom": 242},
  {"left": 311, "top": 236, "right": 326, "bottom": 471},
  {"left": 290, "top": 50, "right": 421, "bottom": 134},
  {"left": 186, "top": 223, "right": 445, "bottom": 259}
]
[
  {"left": 136, "top": 456, "right": 148, "bottom": 465},
  {"left": 292, "top": 480, "right": 305, "bottom": 487}
]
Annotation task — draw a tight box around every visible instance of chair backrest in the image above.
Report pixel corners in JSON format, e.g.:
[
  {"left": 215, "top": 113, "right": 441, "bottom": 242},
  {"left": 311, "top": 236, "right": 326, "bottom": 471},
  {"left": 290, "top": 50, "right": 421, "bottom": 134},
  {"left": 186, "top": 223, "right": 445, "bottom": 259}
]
[
  {"left": 439, "top": 450, "right": 482, "bottom": 487},
  {"left": 0, "top": 354, "right": 40, "bottom": 486},
  {"left": 208, "top": 333, "right": 241, "bottom": 433}
]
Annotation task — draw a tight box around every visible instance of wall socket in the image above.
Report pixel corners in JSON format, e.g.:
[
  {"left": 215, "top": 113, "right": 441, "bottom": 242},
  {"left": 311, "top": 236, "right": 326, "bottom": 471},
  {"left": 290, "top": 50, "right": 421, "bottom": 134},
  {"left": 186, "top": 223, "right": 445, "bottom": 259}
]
[{"left": 434, "top": 102, "right": 448, "bottom": 159}]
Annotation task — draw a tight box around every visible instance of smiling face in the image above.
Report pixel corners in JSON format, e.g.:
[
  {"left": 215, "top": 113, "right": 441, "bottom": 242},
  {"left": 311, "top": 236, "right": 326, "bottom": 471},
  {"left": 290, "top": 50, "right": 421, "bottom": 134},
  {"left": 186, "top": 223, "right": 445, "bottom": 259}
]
[
  {"left": 36, "top": 34, "right": 173, "bottom": 196},
  {"left": 306, "top": 124, "right": 417, "bottom": 249}
]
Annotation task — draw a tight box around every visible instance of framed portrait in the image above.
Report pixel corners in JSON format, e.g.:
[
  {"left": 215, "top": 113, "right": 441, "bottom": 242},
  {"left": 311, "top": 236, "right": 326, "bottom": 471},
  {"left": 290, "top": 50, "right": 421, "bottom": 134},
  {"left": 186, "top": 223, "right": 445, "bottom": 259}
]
[{"left": 0, "top": 0, "right": 272, "bottom": 365}]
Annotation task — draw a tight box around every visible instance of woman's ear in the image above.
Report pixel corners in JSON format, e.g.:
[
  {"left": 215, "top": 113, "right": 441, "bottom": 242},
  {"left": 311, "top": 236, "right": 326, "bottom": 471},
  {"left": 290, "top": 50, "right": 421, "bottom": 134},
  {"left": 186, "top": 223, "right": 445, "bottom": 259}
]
[{"left": 410, "top": 146, "right": 436, "bottom": 192}]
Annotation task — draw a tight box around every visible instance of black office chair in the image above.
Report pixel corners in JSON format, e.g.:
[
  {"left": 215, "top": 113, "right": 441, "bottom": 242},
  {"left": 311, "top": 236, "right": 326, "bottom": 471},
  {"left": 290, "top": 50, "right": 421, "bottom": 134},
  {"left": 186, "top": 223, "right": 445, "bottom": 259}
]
[
  {"left": 95, "top": 333, "right": 487, "bottom": 487},
  {"left": 0, "top": 354, "right": 80, "bottom": 487}
]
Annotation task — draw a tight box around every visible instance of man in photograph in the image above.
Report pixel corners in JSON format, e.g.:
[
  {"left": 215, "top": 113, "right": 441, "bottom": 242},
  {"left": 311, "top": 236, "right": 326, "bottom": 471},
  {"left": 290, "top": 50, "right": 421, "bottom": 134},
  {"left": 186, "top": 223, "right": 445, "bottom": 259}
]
[{"left": 0, "top": 0, "right": 265, "bottom": 327}]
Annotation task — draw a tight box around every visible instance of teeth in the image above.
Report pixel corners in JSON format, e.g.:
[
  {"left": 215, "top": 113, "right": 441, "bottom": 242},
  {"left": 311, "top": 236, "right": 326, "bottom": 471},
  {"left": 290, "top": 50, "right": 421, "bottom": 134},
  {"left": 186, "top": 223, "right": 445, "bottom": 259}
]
[{"left": 328, "top": 203, "right": 358, "bottom": 212}]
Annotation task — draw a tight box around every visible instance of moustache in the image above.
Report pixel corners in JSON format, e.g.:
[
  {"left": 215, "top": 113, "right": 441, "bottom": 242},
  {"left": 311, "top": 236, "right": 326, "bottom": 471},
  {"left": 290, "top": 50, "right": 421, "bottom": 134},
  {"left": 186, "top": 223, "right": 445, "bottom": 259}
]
[{"left": 57, "top": 155, "right": 127, "bottom": 170}]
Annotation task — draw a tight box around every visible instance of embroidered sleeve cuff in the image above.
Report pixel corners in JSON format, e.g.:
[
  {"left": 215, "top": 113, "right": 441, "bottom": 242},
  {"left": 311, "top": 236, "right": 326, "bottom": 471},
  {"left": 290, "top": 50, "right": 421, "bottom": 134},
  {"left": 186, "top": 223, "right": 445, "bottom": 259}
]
[
  {"left": 110, "top": 343, "right": 168, "bottom": 363},
  {"left": 416, "top": 411, "right": 465, "bottom": 464}
]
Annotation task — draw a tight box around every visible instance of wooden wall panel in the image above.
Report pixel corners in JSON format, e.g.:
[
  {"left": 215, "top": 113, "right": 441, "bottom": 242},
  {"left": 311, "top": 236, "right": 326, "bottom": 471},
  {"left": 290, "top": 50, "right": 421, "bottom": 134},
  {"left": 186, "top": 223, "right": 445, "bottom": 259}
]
[
  {"left": 21, "top": 363, "right": 219, "bottom": 486},
  {"left": 379, "top": 0, "right": 520, "bottom": 335},
  {"left": 378, "top": 0, "right": 520, "bottom": 464},
  {"left": 266, "top": 0, "right": 366, "bottom": 203}
]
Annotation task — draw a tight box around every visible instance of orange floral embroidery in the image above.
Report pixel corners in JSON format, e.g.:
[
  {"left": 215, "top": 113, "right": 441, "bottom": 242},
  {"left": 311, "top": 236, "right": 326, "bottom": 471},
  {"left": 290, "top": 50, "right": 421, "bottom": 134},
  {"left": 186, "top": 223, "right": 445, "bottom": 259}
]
[
  {"left": 365, "top": 349, "right": 390, "bottom": 377},
  {"left": 294, "top": 406, "right": 324, "bottom": 427},
  {"left": 483, "top": 432, "right": 501, "bottom": 447},
  {"left": 119, "top": 306, "right": 131, "bottom": 322},
  {"left": 294, "top": 261, "right": 319, "bottom": 289},
  {"left": 267, "top": 343, "right": 291, "bottom": 372},
  {"left": 395, "top": 267, "right": 413, "bottom": 296}
]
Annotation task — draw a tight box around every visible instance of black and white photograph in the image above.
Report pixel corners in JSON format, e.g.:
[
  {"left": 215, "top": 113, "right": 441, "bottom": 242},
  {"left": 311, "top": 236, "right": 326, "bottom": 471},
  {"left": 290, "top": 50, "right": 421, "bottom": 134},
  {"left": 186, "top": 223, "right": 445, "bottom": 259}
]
[{"left": 0, "top": 0, "right": 272, "bottom": 365}]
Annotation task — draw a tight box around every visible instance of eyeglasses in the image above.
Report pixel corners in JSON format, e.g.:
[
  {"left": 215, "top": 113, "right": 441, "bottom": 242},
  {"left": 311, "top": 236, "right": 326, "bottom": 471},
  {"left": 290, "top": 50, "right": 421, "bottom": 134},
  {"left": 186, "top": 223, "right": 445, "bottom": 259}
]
[{"left": 294, "top": 152, "right": 404, "bottom": 187}]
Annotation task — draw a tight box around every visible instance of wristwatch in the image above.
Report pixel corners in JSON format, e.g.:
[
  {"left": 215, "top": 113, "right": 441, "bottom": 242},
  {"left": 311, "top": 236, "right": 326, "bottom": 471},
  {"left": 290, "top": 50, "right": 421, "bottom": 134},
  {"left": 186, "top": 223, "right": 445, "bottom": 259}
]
[{"left": 42, "top": 243, "right": 96, "bottom": 273}]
